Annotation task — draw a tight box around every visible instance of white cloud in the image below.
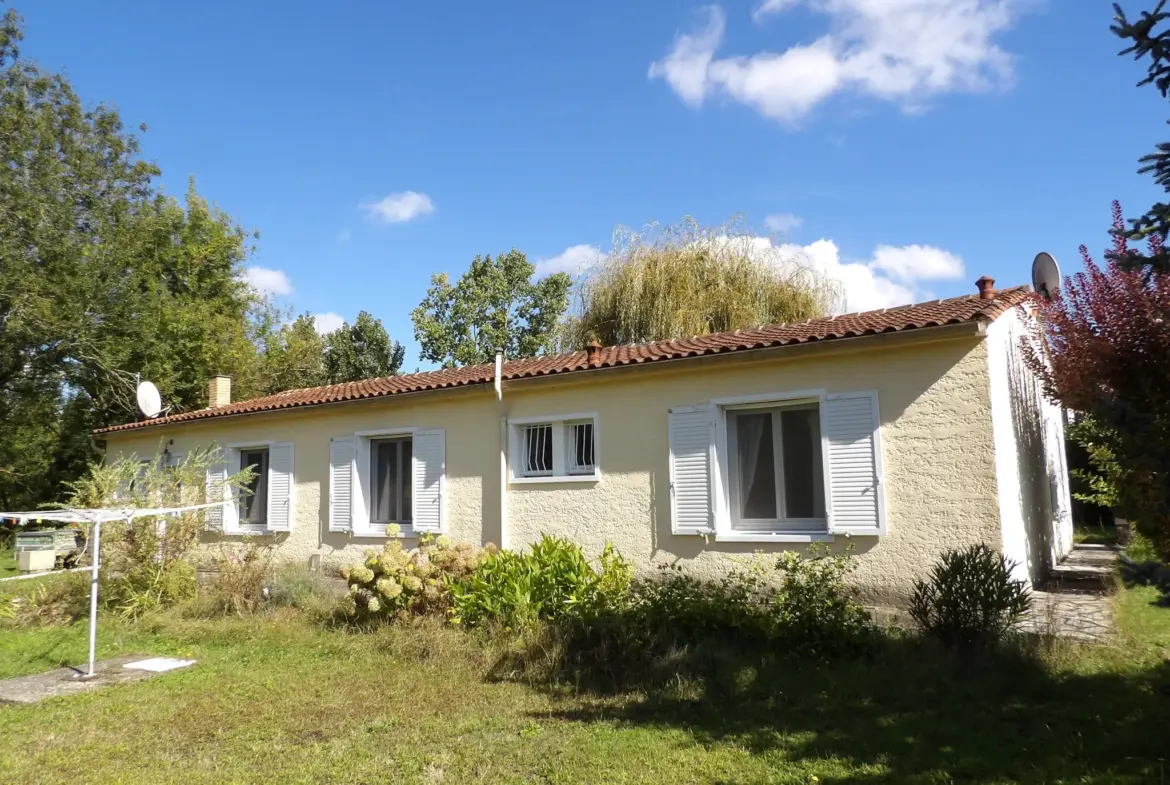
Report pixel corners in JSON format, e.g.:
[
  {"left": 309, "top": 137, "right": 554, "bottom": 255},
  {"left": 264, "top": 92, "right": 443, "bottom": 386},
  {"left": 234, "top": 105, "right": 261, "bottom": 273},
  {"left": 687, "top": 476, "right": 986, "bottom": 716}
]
[
  {"left": 774, "top": 238, "right": 966, "bottom": 312},
  {"left": 313, "top": 312, "right": 346, "bottom": 335},
  {"left": 361, "top": 191, "right": 435, "bottom": 224},
  {"left": 764, "top": 213, "right": 803, "bottom": 234},
  {"left": 243, "top": 266, "right": 294, "bottom": 298},
  {"left": 535, "top": 244, "right": 605, "bottom": 277},
  {"left": 651, "top": 1, "right": 1016, "bottom": 123}
]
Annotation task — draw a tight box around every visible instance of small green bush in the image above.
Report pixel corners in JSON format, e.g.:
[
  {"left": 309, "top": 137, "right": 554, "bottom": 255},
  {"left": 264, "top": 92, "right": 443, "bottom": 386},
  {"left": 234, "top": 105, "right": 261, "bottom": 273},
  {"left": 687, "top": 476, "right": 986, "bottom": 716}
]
[
  {"left": 342, "top": 529, "right": 478, "bottom": 621},
  {"left": 200, "top": 540, "right": 275, "bottom": 617},
  {"left": 910, "top": 543, "right": 1032, "bottom": 651},
  {"left": 268, "top": 564, "right": 346, "bottom": 621},
  {"left": 450, "top": 536, "right": 632, "bottom": 630}
]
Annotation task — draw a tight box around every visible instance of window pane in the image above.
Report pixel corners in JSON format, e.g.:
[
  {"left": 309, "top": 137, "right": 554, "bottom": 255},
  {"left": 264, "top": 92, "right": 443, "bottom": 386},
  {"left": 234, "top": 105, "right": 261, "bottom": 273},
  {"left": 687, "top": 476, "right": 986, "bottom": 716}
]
[
  {"left": 569, "top": 422, "right": 594, "bottom": 473},
  {"left": 401, "top": 438, "right": 412, "bottom": 523},
  {"left": 372, "top": 440, "right": 399, "bottom": 523},
  {"left": 782, "top": 408, "right": 825, "bottom": 519},
  {"left": 524, "top": 424, "right": 553, "bottom": 475},
  {"left": 736, "top": 412, "right": 777, "bottom": 520},
  {"left": 239, "top": 449, "right": 269, "bottom": 525}
]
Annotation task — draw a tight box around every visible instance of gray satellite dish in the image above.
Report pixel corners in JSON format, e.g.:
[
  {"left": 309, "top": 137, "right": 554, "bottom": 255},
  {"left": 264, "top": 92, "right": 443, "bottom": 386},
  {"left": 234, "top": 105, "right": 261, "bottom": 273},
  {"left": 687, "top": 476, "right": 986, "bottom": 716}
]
[
  {"left": 1031, "top": 252, "right": 1061, "bottom": 300},
  {"left": 136, "top": 380, "right": 162, "bottom": 418}
]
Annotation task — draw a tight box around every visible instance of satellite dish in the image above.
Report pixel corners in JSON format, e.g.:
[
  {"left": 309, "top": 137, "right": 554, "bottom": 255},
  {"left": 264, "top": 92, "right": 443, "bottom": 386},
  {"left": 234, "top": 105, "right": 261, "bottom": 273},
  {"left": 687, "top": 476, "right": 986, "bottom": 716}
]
[
  {"left": 136, "top": 380, "right": 162, "bottom": 418},
  {"left": 1032, "top": 252, "right": 1061, "bottom": 300}
]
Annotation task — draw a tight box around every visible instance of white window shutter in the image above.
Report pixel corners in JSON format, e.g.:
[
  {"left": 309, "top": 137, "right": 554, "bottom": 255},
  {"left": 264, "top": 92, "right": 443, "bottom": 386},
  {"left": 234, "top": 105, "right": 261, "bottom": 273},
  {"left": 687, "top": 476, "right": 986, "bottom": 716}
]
[
  {"left": 329, "top": 436, "right": 356, "bottom": 533},
  {"left": 823, "top": 391, "right": 886, "bottom": 536},
  {"left": 668, "top": 406, "right": 715, "bottom": 535},
  {"left": 412, "top": 429, "right": 445, "bottom": 533},
  {"left": 266, "top": 443, "right": 295, "bottom": 532},
  {"left": 204, "top": 461, "right": 238, "bottom": 532}
]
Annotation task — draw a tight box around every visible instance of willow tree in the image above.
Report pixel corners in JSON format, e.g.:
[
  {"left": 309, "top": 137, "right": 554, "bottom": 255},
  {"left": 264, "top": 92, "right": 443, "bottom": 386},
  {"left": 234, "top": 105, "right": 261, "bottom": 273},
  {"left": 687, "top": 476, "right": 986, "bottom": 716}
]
[{"left": 562, "top": 218, "right": 840, "bottom": 348}]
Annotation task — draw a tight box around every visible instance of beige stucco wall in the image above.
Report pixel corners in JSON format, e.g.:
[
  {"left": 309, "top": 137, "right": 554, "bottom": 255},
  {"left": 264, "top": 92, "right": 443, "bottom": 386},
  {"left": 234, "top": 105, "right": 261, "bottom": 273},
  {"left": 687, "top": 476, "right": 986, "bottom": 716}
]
[{"left": 104, "top": 330, "right": 1003, "bottom": 603}]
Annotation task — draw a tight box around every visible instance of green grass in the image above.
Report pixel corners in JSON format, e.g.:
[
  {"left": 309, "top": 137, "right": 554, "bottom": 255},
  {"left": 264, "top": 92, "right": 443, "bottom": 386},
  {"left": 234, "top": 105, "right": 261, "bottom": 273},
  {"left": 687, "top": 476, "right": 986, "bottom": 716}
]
[
  {"left": 1, "top": 593, "right": 1169, "bottom": 784},
  {"left": 0, "top": 548, "right": 18, "bottom": 578}
]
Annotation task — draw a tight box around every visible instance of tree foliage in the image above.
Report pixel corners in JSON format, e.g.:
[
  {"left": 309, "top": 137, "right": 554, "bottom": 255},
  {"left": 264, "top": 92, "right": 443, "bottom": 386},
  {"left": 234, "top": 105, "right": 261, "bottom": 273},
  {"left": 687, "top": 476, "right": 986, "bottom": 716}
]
[
  {"left": 1112, "top": 1, "right": 1170, "bottom": 272},
  {"left": 0, "top": 8, "right": 271, "bottom": 509},
  {"left": 324, "top": 311, "right": 404, "bottom": 383},
  {"left": 1022, "top": 203, "right": 1170, "bottom": 558},
  {"left": 412, "top": 250, "right": 571, "bottom": 367},
  {"left": 561, "top": 218, "right": 840, "bottom": 349}
]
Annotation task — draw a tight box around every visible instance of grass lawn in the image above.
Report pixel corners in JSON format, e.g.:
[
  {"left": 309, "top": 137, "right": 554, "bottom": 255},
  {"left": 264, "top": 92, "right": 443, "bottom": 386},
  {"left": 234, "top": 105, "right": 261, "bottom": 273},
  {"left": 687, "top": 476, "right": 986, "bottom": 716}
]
[
  {"left": 0, "top": 547, "right": 18, "bottom": 578},
  {"left": 1, "top": 587, "right": 1169, "bottom": 784}
]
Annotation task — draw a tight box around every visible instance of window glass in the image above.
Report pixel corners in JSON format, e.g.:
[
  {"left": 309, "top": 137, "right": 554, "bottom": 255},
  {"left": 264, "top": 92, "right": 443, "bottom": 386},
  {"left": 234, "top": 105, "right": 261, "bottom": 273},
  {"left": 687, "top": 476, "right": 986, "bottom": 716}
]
[
  {"left": 781, "top": 408, "right": 825, "bottom": 519},
  {"left": 735, "top": 411, "right": 777, "bottom": 520},
  {"left": 371, "top": 437, "right": 413, "bottom": 524},
  {"left": 568, "top": 421, "right": 595, "bottom": 474},
  {"left": 239, "top": 448, "right": 269, "bottom": 525},
  {"left": 524, "top": 424, "right": 554, "bottom": 475}
]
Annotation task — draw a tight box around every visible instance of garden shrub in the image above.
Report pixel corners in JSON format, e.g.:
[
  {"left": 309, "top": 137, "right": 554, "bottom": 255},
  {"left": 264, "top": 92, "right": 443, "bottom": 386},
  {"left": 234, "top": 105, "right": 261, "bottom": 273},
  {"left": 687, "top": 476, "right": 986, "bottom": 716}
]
[
  {"left": 268, "top": 563, "right": 347, "bottom": 621},
  {"left": 0, "top": 572, "right": 93, "bottom": 626},
  {"left": 342, "top": 529, "right": 478, "bottom": 621},
  {"left": 910, "top": 543, "right": 1032, "bottom": 651},
  {"left": 449, "top": 535, "right": 632, "bottom": 630},
  {"left": 202, "top": 539, "right": 275, "bottom": 616}
]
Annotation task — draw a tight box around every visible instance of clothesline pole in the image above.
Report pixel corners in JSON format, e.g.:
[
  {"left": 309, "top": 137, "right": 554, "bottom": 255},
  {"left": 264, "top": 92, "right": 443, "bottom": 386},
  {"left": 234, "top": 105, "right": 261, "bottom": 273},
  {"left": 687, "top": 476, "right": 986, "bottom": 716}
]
[{"left": 84, "top": 518, "right": 102, "bottom": 680}]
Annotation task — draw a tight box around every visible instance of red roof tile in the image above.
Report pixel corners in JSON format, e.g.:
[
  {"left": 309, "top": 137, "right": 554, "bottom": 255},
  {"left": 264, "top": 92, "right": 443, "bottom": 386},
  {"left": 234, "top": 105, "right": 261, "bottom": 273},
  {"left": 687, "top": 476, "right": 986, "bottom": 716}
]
[{"left": 95, "top": 286, "right": 1030, "bottom": 434}]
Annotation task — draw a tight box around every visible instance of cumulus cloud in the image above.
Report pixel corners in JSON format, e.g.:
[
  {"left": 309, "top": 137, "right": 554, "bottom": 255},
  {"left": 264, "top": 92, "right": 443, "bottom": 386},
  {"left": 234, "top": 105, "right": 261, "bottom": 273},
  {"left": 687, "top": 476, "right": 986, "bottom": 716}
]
[
  {"left": 361, "top": 191, "right": 435, "bottom": 224},
  {"left": 535, "top": 244, "right": 605, "bottom": 277},
  {"left": 651, "top": 2, "right": 1016, "bottom": 123},
  {"left": 764, "top": 213, "right": 803, "bottom": 234},
  {"left": 313, "top": 312, "right": 346, "bottom": 335},
  {"left": 243, "top": 266, "right": 294, "bottom": 298},
  {"left": 774, "top": 238, "right": 966, "bottom": 312}
]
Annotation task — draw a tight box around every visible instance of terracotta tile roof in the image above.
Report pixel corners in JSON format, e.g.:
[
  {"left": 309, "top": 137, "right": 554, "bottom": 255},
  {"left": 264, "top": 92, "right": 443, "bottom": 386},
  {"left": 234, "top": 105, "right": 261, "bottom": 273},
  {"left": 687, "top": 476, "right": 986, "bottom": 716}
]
[{"left": 95, "top": 286, "right": 1031, "bottom": 434}]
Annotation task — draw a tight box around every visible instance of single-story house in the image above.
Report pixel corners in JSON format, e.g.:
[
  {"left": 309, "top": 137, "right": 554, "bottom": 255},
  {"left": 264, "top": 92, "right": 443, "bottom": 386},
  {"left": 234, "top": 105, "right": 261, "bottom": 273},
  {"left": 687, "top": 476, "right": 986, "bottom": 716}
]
[{"left": 95, "top": 277, "right": 1073, "bottom": 603}]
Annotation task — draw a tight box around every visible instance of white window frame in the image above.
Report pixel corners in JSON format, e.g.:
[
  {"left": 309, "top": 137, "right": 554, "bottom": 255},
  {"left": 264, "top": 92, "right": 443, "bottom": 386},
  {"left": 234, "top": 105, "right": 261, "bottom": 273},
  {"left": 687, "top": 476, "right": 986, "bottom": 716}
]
[
  {"left": 226, "top": 441, "right": 275, "bottom": 533},
  {"left": 710, "top": 390, "right": 835, "bottom": 543},
  {"left": 508, "top": 412, "right": 600, "bottom": 485},
  {"left": 353, "top": 427, "right": 419, "bottom": 537}
]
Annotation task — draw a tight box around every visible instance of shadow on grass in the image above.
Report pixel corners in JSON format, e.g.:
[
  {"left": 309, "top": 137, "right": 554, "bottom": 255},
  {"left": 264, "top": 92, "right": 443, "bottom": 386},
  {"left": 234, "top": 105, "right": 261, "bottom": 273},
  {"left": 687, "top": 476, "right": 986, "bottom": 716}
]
[{"left": 494, "top": 630, "right": 1170, "bottom": 783}]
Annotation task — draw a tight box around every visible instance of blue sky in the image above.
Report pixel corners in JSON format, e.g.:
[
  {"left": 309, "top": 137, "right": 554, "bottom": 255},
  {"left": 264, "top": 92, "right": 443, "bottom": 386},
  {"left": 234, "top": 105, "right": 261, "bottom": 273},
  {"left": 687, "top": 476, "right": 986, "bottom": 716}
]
[{"left": 20, "top": 1, "right": 1168, "bottom": 369}]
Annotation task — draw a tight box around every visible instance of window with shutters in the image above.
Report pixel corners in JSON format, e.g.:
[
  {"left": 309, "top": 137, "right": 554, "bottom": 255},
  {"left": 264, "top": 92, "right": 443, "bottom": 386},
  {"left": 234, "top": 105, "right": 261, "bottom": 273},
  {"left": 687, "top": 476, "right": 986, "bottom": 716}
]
[
  {"left": 725, "top": 403, "right": 826, "bottom": 532},
  {"left": 509, "top": 414, "right": 599, "bottom": 483}
]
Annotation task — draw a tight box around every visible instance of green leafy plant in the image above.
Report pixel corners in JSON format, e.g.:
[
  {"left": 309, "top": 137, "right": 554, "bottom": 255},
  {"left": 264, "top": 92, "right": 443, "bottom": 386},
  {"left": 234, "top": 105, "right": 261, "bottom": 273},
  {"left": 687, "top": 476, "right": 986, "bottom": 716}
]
[
  {"left": 910, "top": 544, "right": 1032, "bottom": 651},
  {"left": 342, "top": 530, "right": 479, "bottom": 621},
  {"left": 450, "top": 536, "right": 632, "bottom": 630},
  {"left": 201, "top": 539, "right": 275, "bottom": 617}
]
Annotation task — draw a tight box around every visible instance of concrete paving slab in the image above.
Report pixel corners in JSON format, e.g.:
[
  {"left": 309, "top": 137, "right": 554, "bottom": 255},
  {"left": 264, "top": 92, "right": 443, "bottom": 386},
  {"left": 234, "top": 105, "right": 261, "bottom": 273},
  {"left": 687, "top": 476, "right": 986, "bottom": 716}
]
[{"left": 0, "top": 655, "right": 190, "bottom": 705}]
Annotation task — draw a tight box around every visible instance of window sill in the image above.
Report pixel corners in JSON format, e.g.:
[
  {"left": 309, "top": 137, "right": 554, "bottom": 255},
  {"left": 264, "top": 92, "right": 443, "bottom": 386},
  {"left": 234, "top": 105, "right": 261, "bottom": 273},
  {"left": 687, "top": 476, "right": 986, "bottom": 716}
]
[
  {"left": 222, "top": 528, "right": 281, "bottom": 537},
  {"left": 353, "top": 525, "right": 421, "bottom": 539},
  {"left": 714, "top": 532, "right": 835, "bottom": 543},
  {"left": 509, "top": 473, "right": 600, "bottom": 486}
]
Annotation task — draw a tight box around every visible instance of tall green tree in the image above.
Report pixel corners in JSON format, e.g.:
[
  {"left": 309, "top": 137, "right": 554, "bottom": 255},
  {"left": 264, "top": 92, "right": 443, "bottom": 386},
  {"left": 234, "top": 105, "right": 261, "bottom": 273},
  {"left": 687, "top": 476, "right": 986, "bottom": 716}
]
[
  {"left": 1113, "top": 2, "right": 1170, "bottom": 272},
  {"left": 325, "top": 311, "right": 404, "bottom": 383},
  {"left": 562, "top": 218, "right": 838, "bottom": 349},
  {"left": 0, "top": 7, "right": 270, "bottom": 508},
  {"left": 260, "top": 313, "right": 328, "bottom": 393},
  {"left": 412, "top": 250, "right": 571, "bottom": 367}
]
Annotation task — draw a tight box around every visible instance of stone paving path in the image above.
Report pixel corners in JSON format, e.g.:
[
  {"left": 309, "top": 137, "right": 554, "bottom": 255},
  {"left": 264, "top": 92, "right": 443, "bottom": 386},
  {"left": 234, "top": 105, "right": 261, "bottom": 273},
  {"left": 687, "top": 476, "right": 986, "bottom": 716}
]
[{"left": 1020, "top": 590, "right": 1114, "bottom": 643}]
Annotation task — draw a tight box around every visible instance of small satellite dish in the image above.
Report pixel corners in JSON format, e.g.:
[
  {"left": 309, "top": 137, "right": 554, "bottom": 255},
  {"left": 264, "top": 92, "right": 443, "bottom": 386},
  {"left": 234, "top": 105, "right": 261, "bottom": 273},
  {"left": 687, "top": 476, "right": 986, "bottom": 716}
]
[
  {"left": 1031, "top": 252, "right": 1061, "bottom": 300},
  {"left": 136, "top": 380, "right": 162, "bottom": 418}
]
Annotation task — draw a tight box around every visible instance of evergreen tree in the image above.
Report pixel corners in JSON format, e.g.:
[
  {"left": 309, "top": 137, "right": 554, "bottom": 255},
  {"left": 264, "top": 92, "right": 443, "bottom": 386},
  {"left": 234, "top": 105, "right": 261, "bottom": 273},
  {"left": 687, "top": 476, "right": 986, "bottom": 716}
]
[{"left": 1113, "top": 2, "right": 1170, "bottom": 272}]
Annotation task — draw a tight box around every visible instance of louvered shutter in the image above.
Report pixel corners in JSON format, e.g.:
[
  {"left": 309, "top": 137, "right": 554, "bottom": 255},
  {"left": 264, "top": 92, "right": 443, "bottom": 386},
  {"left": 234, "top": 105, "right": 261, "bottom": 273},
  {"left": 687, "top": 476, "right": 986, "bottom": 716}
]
[
  {"left": 412, "top": 429, "right": 445, "bottom": 533},
  {"left": 204, "top": 460, "right": 238, "bottom": 532},
  {"left": 266, "top": 443, "right": 295, "bottom": 532},
  {"left": 668, "top": 406, "right": 715, "bottom": 535},
  {"left": 329, "top": 436, "right": 356, "bottom": 533},
  {"left": 823, "top": 391, "right": 886, "bottom": 536}
]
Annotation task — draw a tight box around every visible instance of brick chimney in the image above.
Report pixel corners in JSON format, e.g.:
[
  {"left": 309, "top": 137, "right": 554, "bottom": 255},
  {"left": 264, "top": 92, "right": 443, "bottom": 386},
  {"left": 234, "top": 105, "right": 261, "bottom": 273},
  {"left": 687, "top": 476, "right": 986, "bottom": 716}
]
[
  {"left": 975, "top": 275, "right": 996, "bottom": 300},
  {"left": 208, "top": 375, "right": 232, "bottom": 408},
  {"left": 585, "top": 340, "right": 601, "bottom": 368}
]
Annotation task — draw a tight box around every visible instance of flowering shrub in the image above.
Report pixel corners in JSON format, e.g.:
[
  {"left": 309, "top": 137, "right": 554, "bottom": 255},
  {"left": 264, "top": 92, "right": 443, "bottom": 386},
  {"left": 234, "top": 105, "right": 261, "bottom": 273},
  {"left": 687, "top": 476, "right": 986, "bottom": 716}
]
[{"left": 341, "top": 528, "right": 479, "bottom": 621}]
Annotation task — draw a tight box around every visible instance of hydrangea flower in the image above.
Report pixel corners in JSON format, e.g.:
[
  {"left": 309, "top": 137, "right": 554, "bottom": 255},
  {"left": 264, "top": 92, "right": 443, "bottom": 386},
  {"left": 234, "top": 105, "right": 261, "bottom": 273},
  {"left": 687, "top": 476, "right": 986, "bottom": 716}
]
[
  {"left": 402, "top": 575, "right": 423, "bottom": 592},
  {"left": 339, "top": 565, "right": 351, "bottom": 581},
  {"left": 366, "top": 596, "right": 381, "bottom": 614},
  {"left": 435, "top": 534, "right": 453, "bottom": 549},
  {"left": 376, "top": 577, "right": 403, "bottom": 599},
  {"left": 348, "top": 583, "right": 360, "bottom": 596},
  {"left": 350, "top": 565, "right": 375, "bottom": 584}
]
